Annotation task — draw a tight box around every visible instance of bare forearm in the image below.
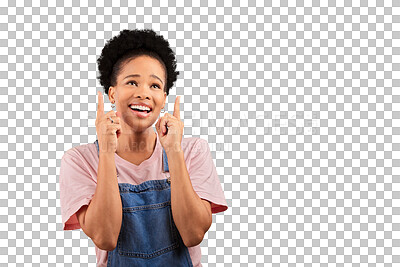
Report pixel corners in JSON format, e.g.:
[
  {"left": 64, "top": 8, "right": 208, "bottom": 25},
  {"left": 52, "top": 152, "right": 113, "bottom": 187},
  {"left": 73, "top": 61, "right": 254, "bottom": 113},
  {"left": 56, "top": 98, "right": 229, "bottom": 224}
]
[
  {"left": 167, "top": 149, "right": 211, "bottom": 247},
  {"left": 84, "top": 152, "right": 122, "bottom": 250}
]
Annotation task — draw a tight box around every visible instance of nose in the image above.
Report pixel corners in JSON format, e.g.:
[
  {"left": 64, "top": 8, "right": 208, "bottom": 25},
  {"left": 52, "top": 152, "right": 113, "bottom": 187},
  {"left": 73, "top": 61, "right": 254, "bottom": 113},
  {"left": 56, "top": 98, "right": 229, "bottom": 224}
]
[{"left": 133, "top": 84, "right": 151, "bottom": 100}]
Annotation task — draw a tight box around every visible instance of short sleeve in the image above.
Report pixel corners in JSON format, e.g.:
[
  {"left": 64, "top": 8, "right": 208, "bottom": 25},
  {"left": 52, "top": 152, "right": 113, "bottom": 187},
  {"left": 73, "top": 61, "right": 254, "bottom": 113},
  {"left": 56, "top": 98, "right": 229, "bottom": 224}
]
[
  {"left": 188, "top": 138, "right": 228, "bottom": 214},
  {"left": 59, "top": 149, "right": 97, "bottom": 230}
]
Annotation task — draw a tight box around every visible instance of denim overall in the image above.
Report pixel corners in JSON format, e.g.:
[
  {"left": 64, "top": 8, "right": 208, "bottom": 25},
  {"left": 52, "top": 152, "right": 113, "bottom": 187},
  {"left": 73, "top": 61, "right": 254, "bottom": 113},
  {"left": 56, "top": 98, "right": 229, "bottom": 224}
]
[{"left": 94, "top": 140, "right": 193, "bottom": 267}]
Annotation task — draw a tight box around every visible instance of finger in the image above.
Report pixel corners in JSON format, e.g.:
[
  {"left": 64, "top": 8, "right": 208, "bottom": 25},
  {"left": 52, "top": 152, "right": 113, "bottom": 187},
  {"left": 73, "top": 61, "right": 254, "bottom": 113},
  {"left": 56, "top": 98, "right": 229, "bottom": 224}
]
[
  {"left": 155, "top": 117, "right": 160, "bottom": 130},
  {"left": 108, "top": 123, "right": 120, "bottom": 133},
  {"left": 97, "top": 91, "right": 104, "bottom": 117},
  {"left": 111, "top": 124, "right": 121, "bottom": 138},
  {"left": 162, "top": 116, "right": 169, "bottom": 135},
  {"left": 108, "top": 116, "right": 120, "bottom": 124},
  {"left": 155, "top": 118, "right": 160, "bottom": 135},
  {"left": 161, "top": 117, "right": 170, "bottom": 135},
  {"left": 173, "top": 96, "right": 180, "bottom": 120},
  {"left": 156, "top": 118, "right": 164, "bottom": 137}
]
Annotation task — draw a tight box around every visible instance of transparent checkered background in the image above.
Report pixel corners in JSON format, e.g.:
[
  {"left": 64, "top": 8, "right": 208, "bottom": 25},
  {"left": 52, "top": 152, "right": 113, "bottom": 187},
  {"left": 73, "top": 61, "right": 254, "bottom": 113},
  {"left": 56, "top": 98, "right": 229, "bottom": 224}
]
[{"left": 0, "top": 0, "right": 399, "bottom": 266}]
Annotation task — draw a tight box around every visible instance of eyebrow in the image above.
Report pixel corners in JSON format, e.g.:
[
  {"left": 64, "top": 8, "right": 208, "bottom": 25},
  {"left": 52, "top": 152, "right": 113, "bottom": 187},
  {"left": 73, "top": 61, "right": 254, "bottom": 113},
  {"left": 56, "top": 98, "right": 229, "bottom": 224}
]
[{"left": 123, "top": 74, "right": 164, "bottom": 85}]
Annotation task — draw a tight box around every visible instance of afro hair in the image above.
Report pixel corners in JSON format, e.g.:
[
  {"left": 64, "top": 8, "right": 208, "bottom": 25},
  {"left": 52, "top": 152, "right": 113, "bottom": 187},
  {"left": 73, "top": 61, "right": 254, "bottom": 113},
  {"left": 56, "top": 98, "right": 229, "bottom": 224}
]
[{"left": 97, "top": 29, "right": 179, "bottom": 96}]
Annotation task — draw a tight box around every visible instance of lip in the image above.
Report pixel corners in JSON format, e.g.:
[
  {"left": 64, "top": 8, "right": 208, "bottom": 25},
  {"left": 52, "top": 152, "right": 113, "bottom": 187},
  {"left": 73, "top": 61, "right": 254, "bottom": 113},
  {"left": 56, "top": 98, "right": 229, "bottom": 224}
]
[
  {"left": 130, "top": 108, "right": 152, "bottom": 118},
  {"left": 129, "top": 102, "right": 153, "bottom": 111}
]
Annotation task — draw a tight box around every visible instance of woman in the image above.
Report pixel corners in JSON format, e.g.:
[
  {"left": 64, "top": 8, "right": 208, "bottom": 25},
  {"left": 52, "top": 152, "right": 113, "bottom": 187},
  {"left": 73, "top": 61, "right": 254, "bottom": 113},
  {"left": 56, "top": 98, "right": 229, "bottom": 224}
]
[{"left": 59, "top": 29, "right": 228, "bottom": 266}]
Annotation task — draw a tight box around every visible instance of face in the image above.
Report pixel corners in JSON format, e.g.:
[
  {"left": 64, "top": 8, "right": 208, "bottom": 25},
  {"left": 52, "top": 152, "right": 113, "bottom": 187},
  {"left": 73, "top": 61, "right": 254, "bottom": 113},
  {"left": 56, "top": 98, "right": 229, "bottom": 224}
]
[{"left": 108, "top": 55, "right": 167, "bottom": 133}]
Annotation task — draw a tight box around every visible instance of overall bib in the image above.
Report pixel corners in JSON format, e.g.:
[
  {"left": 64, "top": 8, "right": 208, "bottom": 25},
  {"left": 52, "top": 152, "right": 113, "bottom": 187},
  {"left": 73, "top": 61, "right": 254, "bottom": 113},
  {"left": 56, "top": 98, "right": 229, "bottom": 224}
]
[{"left": 94, "top": 140, "right": 194, "bottom": 267}]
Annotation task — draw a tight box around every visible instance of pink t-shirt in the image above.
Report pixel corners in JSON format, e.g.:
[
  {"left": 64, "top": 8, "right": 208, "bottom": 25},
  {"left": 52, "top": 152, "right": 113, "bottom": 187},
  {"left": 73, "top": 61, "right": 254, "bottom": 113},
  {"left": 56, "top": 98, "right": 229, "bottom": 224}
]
[{"left": 59, "top": 131, "right": 228, "bottom": 267}]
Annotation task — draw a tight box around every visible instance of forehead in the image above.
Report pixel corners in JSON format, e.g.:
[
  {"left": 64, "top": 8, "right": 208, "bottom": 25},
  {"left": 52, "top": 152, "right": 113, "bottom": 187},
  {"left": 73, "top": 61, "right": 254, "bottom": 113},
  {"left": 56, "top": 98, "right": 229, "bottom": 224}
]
[{"left": 118, "top": 55, "right": 166, "bottom": 81}]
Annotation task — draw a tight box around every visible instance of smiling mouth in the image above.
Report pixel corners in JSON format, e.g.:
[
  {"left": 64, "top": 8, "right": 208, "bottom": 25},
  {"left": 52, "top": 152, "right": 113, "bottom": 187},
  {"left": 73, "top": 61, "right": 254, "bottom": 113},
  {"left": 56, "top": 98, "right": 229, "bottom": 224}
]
[{"left": 129, "top": 107, "right": 152, "bottom": 113}]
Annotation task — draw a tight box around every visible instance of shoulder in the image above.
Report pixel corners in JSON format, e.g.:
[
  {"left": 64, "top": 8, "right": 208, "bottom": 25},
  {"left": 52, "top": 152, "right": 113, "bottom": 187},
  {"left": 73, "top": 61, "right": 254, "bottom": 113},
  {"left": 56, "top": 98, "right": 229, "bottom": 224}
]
[
  {"left": 60, "top": 143, "right": 98, "bottom": 179},
  {"left": 62, "top": 143, "right": 97, "bottom": 161},
  {"left": 182, "top": 136, "right": 206, "bottom": 150},
  {"left": 181, "top": 137, "right": 211, "bottom": 157}
]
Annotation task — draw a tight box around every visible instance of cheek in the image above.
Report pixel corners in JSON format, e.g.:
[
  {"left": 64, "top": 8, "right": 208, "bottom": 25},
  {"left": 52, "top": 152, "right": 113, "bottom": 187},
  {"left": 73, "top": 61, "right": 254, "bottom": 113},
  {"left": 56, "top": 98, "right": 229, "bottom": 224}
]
[{"left": 156, "top": 94, "right": 165, "bottom": 107}]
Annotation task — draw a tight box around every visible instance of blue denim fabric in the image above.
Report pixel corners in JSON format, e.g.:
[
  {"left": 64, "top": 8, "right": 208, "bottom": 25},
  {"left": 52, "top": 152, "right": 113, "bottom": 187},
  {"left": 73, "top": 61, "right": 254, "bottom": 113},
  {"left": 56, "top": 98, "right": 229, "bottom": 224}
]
[{"left": 94, "top": 140, "right": 193, "bottom": 266}]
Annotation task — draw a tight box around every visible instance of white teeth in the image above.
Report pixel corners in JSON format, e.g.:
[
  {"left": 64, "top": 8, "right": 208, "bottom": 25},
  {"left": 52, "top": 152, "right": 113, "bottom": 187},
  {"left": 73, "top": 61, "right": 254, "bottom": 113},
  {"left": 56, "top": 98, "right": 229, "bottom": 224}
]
[{"left": 129, "top": 105, "right": 150, "bottom": 111}]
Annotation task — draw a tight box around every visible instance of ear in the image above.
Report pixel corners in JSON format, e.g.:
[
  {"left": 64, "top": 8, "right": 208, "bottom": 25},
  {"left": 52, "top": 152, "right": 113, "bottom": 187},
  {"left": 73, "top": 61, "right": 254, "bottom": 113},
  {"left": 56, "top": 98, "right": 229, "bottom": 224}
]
[
  {"left": 108, "top": 86, "right": 115, "bottom": 103},
  {"left": 162, "top": 92, "right": 167, "bottom": 109}
]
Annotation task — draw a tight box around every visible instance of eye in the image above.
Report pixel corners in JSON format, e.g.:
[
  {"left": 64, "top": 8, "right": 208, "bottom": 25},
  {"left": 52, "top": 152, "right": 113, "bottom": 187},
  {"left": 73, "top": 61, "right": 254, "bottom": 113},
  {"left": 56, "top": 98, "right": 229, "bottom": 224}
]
[
  {"left": 152, "top": 84, "right": 161, "bottom": 89},
  {"left": 127, "top": 81, "right": 137, "bottom": 86}
]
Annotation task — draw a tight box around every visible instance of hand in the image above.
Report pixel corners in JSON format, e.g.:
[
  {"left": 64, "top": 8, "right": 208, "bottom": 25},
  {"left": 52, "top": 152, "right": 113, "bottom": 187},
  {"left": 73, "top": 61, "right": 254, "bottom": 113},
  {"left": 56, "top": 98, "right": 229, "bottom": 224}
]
[
  {"left": 95, "top": 91, "right": 122, "bottom": 154},
  {"left": 155, "top": 96, "right": 184, "bottom": 153}
]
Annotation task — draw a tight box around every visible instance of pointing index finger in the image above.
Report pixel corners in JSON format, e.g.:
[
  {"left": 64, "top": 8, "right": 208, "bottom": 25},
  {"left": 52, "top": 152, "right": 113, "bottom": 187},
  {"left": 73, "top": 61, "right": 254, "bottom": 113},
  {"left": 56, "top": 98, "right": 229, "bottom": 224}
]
[
  {"left": 173, "top": 96, "right": 180, "bottom": 120},
  {"left": 97, "top": 91, "right": 104, "bottom": 116}
]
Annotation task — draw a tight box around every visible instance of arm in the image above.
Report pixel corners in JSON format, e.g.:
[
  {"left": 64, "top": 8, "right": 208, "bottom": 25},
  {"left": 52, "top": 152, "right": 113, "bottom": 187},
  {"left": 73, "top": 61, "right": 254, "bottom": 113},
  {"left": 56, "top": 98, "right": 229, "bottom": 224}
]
[
  {"left": 167, "top": 149, "right": 213, "bottom": 247},
  {"left": 76, "top": 152, "right": 122, "bottom": 251}
]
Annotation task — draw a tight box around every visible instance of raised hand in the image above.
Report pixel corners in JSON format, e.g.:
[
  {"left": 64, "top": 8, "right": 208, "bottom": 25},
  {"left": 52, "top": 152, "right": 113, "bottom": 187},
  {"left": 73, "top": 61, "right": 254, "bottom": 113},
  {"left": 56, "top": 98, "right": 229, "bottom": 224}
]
[
  {"left": 155, "top": 96, "right": 184, "bottom": 153},
  {"left": 95, "top": 91, "right": 122, "bottom": 154}
]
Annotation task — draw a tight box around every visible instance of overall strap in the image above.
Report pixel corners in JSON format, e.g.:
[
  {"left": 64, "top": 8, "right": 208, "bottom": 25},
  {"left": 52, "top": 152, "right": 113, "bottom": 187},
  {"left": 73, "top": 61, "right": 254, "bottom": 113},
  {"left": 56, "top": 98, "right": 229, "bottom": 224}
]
[{"left": 93, "top": 139, "right": 169, "bottom": 172}]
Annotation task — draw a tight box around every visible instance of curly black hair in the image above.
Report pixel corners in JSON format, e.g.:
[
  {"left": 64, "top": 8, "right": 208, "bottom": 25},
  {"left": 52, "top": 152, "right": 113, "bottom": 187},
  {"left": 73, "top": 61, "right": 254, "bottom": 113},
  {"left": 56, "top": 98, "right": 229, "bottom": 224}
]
[{"left": 97, "top": 29, "right": 179, "bottom": 96}]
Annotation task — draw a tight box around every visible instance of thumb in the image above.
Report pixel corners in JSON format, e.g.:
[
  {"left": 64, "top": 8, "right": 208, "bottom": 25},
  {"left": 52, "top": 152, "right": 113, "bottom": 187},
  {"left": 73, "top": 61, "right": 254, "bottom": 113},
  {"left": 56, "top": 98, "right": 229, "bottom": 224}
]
[
  {"left": 155, "top": 119, "right": 159, "bottom": 133},
  {"left": 116, "top": 111, "right": 121, "bottom": 117}
]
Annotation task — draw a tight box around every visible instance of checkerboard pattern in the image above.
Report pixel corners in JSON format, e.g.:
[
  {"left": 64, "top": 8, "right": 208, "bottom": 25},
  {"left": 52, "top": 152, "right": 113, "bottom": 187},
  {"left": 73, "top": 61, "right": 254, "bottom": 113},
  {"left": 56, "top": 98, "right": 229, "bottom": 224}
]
[{"left": 1, "top": 0, "right": 399, "bottom": 266}]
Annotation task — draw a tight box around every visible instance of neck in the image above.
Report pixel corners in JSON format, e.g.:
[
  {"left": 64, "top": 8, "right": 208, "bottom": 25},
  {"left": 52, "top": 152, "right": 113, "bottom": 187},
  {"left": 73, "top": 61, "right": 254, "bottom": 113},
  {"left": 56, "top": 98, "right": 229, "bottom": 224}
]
[{"left": 116, "top": 127, "right": 156, "bottom": 154}]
